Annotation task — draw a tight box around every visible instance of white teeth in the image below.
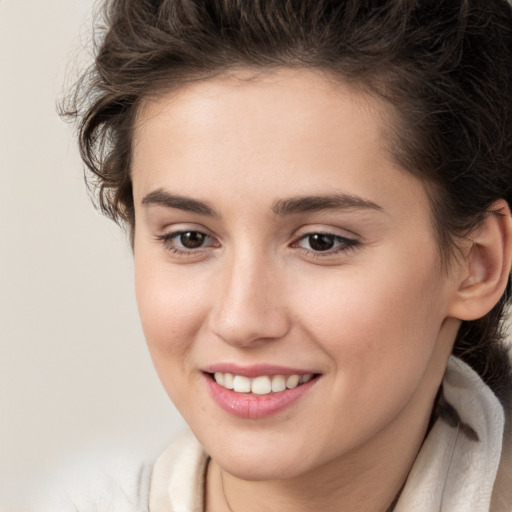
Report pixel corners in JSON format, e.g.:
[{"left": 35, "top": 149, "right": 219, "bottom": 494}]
[
  {"left": 286, "top": 374, "right": 300, "bottom": 389},
  {"left": 251, "top": 376, "right": 272, "bottom": 395},
  {"left": 223, "top": 373, "right": 234, "bottom": 389},
  {"left": 213, "top": 372, "right": 314, "bottom": 394},
  {"left": 233, "top": 375, "right": 251, "bottom": 393},
  {"left": 271, "top": 375, "right": 286, "bottom": 392}
]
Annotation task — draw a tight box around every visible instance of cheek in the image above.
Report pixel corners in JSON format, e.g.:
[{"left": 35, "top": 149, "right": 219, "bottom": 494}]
[
  {"left": 134, "top": 253, "right": 210, "bottom": 368},
  {"left": 289, "top": 262, "right": 446, "bottom": 443},
  {"left": 292, "top": 254, "right": 446, "bottom": 377},
  {"left": 134, "top": 257, "right": 217, "bottom": 415}
]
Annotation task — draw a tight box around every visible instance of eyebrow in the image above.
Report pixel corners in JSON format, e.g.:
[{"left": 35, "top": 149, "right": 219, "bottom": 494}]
[
  {"left": 141, "top": 189, "right": 219, "bottom": 217},
  {"left": 271, "top": 194, "right": 383, "bottom": 216},
  {"left": 141, "top": 189, "right": 383, "bottom": 218}
]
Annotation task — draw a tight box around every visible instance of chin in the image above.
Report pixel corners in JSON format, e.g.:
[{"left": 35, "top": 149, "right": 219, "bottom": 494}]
[
  {"left": 216, "top": 454, "right": 307, "bottom": 482},
  {"left": 197, "top": 429, "right": 324, "bottom": 482}
]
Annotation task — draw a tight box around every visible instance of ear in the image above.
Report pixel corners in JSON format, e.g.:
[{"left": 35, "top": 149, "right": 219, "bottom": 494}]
[{"left": 448, "top": 199, "right": 512, "bottom": 321}]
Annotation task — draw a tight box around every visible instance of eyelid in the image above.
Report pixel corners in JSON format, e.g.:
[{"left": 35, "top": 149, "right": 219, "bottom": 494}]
[
  {"left": 292, "top": 223, "right": 359, "bottom": 239},
  {"left": 157, "top": 222, "right": 218, "bottom": 240}
]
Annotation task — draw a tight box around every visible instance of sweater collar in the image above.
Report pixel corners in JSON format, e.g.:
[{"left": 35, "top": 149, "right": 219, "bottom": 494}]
[{"left": 394, "top": 357, "right": 504, "bottom": 512}]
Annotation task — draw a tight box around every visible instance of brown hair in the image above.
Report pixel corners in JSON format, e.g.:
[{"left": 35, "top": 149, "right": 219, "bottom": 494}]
[{"left": 63, "top": 0, "right": 512, "bottom": 407}]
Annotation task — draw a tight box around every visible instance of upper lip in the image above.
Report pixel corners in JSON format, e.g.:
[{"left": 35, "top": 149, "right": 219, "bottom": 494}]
[{"left": 202, "top": 363, "right": 318, "bottom": 378}]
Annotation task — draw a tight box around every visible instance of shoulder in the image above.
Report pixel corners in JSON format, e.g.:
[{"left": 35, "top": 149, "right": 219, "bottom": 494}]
[
  {"left": 491, "top": 415, "right": 512, "bottom": 512},
  {"left": 447, "top": 346, "right": 512, "bottom": 511},
  {"left": 490, "top": 344, "right": 512, "bottom": 512},
  {"left": 443, "top": 355, "right": 512, "bottom": 512},
  {"left": 396, "top": 357, "right": 508, "bottom": 512},
  {"left": 38, "top": 454, "right": 154, "bottom": 512},
  {"left": 37, "top": 430, "right": 207, "bottom": 512}
]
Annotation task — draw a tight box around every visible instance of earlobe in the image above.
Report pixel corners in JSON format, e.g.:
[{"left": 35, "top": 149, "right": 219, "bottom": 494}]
[{"left": 448, "top": 199, "right": 512, "bottom": 321}]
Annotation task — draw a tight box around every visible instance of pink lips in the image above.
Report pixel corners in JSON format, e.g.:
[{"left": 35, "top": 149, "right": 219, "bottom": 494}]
[{"left": 202, "top": 364, "right": 318, "bottom": 419}]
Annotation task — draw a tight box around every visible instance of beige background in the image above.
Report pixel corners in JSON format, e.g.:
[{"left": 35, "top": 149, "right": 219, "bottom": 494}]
[{"left": 0, "top": 1, "right": 184, "bottom": 510}]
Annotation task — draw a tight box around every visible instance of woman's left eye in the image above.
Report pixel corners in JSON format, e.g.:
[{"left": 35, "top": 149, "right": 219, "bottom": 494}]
[{"left": 294, "top": 232, "right": 358, "bottom": 254}]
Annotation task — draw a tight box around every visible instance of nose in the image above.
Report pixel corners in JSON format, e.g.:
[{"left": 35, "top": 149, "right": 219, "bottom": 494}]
[{"left": 208, "top": 252, "right": 291, "bottom": 348}]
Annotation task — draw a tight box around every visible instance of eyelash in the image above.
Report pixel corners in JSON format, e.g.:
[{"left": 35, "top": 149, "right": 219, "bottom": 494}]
[{"left": 155, "top": 230, "right": 360, "bottom": 258}]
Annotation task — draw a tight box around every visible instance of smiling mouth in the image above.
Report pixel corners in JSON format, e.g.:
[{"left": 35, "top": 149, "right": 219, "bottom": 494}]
[{"left": 208, "top": 372, "right": 317, "bottom": 395}]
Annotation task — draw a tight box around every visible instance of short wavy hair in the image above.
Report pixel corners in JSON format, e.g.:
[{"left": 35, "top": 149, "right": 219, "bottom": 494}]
[{"left": 63, "top": 0, "right": 512, "bottom": 407}]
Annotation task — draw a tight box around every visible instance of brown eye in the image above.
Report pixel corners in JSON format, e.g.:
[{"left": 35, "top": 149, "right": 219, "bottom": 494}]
[
  {"left": 294, "top": 232, "right": 359, "bottom": 256},
  {"left": 179, "top": 231, "right": 206, "bottom": 249},
  {"left": 157, "top": 229, "right": 218, "bottom": 255},
  {"left": 307, "top": 234, "right": 336, "bottom": 251}
]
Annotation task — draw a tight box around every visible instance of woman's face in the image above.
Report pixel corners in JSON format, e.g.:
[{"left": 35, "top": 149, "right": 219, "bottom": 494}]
[{"left": 132, "top": 69, "right": 461, "bottom": 480}]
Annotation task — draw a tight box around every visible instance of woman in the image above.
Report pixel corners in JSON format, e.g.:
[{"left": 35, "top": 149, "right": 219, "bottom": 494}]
[{"left": 64, "top": 0, "right": 512, "bottom": 510}]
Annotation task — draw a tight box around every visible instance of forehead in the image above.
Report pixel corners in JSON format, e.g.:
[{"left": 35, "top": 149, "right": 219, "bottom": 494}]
[
  {"left": 134, "top": 68, "right": 390, "bottom": 156},
  {"left": 131, "top": 68, "right": 430, "bottom": 226}
]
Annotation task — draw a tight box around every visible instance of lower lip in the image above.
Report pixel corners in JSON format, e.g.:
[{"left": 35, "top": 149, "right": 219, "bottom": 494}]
[{"left": 204, "top": 374, "right": 318, "bottom": 419}]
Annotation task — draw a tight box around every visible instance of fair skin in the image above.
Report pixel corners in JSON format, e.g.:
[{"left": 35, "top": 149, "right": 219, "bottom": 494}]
[{"left": 131, "top": 69, "right": 512, "bottom": 511}]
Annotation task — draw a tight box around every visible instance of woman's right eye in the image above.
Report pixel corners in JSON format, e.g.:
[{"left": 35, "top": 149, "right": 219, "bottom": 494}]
[
  {"left": 157, "top": 230, "right": 217, "bottom": 255},
  {"left": 175, "top": 231, "right": 208, "bottom": 249}
]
